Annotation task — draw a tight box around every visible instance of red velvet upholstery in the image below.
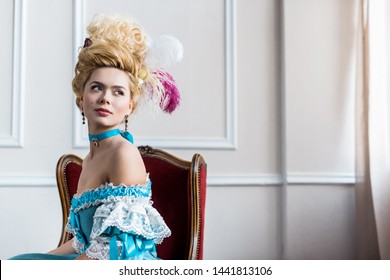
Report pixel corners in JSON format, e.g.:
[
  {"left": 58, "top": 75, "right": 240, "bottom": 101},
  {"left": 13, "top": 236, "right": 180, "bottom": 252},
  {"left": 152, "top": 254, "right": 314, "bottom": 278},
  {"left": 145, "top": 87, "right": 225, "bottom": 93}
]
[
  {"left": 142, "top": 156, "right": 189, "bottom": 259},
  {"left": 56, "top": 146, "right": 207, "bottom": 260},
  {"left": 197, "top": 164, "right": 207, "bottom": 259},
  {"left": 65, "top": 163, "right": 80, "bottom": 199}
]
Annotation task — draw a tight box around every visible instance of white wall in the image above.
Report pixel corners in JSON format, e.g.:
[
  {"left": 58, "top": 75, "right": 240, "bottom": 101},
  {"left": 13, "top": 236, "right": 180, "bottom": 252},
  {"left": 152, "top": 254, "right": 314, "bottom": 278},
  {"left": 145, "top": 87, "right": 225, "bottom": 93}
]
[{"left": 0, "top": 0, "right": 357, "bottom": 260}]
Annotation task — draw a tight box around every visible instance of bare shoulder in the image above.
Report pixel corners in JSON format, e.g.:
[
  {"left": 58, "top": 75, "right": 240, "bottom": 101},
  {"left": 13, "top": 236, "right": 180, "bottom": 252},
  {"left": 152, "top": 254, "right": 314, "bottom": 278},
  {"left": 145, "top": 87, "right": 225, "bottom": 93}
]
[{"left": 107, "top": 141, "right": 147, "bottom": 186}]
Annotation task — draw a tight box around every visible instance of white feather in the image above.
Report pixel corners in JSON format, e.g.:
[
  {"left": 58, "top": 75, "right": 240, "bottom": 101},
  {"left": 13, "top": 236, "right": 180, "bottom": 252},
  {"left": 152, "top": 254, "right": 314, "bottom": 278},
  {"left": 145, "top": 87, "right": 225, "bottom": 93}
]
[{"left": 146, "top": 35, "right": 183, "bottom": 68}]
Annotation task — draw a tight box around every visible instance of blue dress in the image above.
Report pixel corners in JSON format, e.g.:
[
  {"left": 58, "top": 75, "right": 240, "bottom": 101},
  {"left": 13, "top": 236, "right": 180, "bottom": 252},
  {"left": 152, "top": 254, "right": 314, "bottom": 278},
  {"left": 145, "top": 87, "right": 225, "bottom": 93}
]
[{"left": 9, "top": 178, "right": 171, "bottom": 260}]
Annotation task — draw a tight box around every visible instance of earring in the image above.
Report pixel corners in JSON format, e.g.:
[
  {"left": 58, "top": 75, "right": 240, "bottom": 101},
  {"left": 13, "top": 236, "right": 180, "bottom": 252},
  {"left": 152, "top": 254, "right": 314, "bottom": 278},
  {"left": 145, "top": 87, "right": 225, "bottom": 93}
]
[
  {"left": 81, "top": 112, "right": 85, "bottom": 125},
  {"left": 125, "top": 115, "right": 129, "bottom": 132}
]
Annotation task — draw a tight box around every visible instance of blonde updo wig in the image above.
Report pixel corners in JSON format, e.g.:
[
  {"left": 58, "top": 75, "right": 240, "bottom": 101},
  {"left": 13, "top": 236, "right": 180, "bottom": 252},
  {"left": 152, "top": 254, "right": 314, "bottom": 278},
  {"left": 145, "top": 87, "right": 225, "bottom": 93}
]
[{"left": 72, "top": 14, "right": 150, "bottom": 112}]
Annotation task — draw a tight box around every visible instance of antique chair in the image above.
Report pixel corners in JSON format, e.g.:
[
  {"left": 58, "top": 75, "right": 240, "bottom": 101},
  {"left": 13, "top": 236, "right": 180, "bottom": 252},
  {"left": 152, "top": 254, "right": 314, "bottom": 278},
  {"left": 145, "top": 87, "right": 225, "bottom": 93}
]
[{"left": 55, "top": 146, "right": 207, "bottom": 260}]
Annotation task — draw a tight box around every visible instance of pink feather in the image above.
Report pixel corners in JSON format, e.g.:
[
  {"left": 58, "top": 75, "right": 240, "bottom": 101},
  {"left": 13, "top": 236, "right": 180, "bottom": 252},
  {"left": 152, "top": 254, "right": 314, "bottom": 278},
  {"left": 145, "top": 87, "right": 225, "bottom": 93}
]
[{"left": 156, "top": 71, "right": 181, "bottom": 114}]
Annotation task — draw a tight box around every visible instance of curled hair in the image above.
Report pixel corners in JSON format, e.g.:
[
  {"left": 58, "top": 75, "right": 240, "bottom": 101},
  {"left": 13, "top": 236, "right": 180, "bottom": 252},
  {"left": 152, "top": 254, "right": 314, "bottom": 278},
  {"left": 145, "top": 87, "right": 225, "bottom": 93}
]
[{"left": 72, "top": 14, "right": 150, "bottom": 112}]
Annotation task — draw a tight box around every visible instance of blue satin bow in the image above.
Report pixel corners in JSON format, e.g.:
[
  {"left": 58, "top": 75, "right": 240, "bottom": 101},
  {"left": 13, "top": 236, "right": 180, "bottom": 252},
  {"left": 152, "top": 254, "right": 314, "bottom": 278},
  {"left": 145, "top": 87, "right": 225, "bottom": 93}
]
[
  {"left": 107, "top": 227, "right": 154, "bottom": 260},
  {"left": 120, "top": 131, "right": 134, "bottom": 144}
]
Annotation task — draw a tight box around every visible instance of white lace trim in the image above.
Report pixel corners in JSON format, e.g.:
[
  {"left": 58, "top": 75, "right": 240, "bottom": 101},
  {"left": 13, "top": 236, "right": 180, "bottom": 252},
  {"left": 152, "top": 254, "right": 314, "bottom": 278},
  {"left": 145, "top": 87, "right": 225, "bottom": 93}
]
[
  {"left": 65, "top": 221, "right": 75, "bottom": 235},
  {"left": 71, "top": 237, "right": 85, "bottom": 255},
  {"left": 85, "top": 237, "right": 112, "bottom": 260},
  {"left": 91, "top": 197, "right": 171, "bottom": 244},
  {"left": 66, "top": 190, "right": 171, "bottom": 259}
]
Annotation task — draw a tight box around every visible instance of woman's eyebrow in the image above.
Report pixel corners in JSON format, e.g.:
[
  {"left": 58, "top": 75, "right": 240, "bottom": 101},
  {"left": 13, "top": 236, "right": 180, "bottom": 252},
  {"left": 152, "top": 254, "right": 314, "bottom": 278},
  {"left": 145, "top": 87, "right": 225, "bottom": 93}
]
[
  {"left": 111, "top": 85, "right": 130, "bottom": 93},
  {"left": 89, "top": 81, "right": 126, "bottom": 88},
  {"left": 112, "top": 85, "right": 127, "bottom": 89},
  {"left": 88, "top": 80, "right": 104, "bottom": 86}
]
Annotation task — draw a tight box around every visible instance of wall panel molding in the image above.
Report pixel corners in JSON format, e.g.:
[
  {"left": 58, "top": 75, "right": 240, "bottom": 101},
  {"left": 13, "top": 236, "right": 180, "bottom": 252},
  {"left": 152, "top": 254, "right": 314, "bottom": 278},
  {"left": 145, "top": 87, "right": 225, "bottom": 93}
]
[
  {"left": 209, "top": 173, "right": 355, "bottom": 186},
  {"left": 287, "top": 173, "right": 355, "bottom": 185},
  {"left": 0, "top": 175, "right": 55, "bottom": 187},
  {"left": 209, "top": 174, "right": 282, "bottom": 186},
  {"left": 0, "top": 172, "right": 355, "bottom": 187},
  {"left": 71, "top": 0, "right": 237, "bottom": 150},
  {"left": 0, "top": 0, "right": 25, "bottom": 147}
]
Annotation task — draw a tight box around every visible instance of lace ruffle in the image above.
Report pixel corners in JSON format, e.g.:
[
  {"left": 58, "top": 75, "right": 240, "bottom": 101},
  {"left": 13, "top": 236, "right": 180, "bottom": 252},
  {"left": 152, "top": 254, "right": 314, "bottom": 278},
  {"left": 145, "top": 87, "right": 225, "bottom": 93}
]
[
  {"left": 85, "top": 236, "right": 112, "bottom": 260},
  {"left": 91, "top": 197, "right": 171, "bottom": 244},
  {"left": 71, "top": 180, "right": 152, "bottom": 212},
  {"left": 72, "top": 237, "right": 86, "bottom": 255},
  {"left": 66, "top": 180, "right": 171, "bottom": 259}
]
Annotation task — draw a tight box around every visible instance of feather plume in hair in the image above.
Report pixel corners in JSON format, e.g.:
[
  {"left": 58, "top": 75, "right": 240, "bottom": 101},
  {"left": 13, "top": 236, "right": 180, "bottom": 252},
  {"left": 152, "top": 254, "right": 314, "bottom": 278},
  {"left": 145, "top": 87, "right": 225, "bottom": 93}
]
[
  {"left": 146, "top": 35, "right": 183, "bottom": 68},
  {"left": 141, "top": 35, "right": 183, "bottom": 113},
  {"left": 155, "top": 71, "right": 180, "bottom": 114}
]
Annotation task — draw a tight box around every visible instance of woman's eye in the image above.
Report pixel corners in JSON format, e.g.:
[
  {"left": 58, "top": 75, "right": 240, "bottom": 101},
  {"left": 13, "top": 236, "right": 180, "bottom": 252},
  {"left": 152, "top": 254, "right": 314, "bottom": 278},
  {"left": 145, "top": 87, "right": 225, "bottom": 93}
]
[
  {"left": 115, "top": 90, "right": 125, "bottom": 96},
  {"left": 91, "top": 85, "right": 102, "bottom": 92}
]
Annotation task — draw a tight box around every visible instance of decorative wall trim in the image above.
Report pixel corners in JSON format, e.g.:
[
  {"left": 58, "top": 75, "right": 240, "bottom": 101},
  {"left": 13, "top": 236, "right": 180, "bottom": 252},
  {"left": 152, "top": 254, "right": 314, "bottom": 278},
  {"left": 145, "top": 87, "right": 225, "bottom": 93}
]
[
  {"left": 278, "top": 0, "right": 288, "bottom": 261},
  {"left": 208, "top": 174, "right": 283, "bottom": 186},
  {"left": 0, "top": 173, "right": 355, "bottom": 187},
  {"left": 225, "top": 0, "right": 238, "bottom": 150},
  {"left": 0, "top": 175, "right": 56, "bottom": 187},
  {"left": 71, "top": 0, "right": 237, "bottom": 150},
  {"left": 287, "top": 173, "right": 356, "bottom": 185},
  {"left": 72, "top": 0, "right": 85, "bottom": 149},
  {"left": 208, "top": 173, "right": 355, "bottom": 186},
  {"left": 0, "top": 0, "right": 25, "bottom": 147}
]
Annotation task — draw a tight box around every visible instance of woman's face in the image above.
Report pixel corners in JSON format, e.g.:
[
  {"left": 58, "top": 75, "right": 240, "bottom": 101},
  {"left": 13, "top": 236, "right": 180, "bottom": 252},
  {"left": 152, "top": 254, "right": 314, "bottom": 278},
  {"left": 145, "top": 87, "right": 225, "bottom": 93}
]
[{"left": 81, "top": 67, "right": 132, "bottom": 133}]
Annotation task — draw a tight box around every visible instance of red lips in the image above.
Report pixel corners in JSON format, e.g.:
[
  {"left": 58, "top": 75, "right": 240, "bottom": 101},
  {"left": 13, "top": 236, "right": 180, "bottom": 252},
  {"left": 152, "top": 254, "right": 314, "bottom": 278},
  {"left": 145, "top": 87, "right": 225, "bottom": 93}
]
[{"left": 95, "top": 108, "right": 112, "bottom": 116}]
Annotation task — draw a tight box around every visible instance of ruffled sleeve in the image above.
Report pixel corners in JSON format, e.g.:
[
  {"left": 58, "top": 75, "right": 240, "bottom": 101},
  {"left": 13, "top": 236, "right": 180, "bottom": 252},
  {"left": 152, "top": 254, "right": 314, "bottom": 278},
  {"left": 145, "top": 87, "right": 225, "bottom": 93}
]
[
  {"left": 86, "top": 194, "right": 171, "bottom": 260},
  {"left": 66, "top": 180, "right": 171, "bottom": 260}
]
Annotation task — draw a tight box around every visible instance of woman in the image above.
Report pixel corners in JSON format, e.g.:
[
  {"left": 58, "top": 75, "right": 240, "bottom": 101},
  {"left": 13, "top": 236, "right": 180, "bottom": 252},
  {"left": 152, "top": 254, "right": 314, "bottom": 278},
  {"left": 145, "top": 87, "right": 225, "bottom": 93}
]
[{"left": 10, "top": 14, "right": 182, "bottom": 260}]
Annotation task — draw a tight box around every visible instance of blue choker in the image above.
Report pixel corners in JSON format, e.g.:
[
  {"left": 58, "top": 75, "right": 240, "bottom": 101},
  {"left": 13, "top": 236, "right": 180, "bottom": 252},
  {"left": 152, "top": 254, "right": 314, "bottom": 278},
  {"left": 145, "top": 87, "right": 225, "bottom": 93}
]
[{"left": 88, "top": 128, "right": 134, "bottom": 147}]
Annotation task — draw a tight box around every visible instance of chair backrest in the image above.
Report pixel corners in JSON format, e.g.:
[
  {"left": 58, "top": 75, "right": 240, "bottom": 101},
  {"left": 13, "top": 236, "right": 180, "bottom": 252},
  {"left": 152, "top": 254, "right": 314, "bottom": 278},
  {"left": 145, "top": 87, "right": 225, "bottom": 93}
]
[{"left": 56, "top": 146, "right": 207, "bottom": 260}]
